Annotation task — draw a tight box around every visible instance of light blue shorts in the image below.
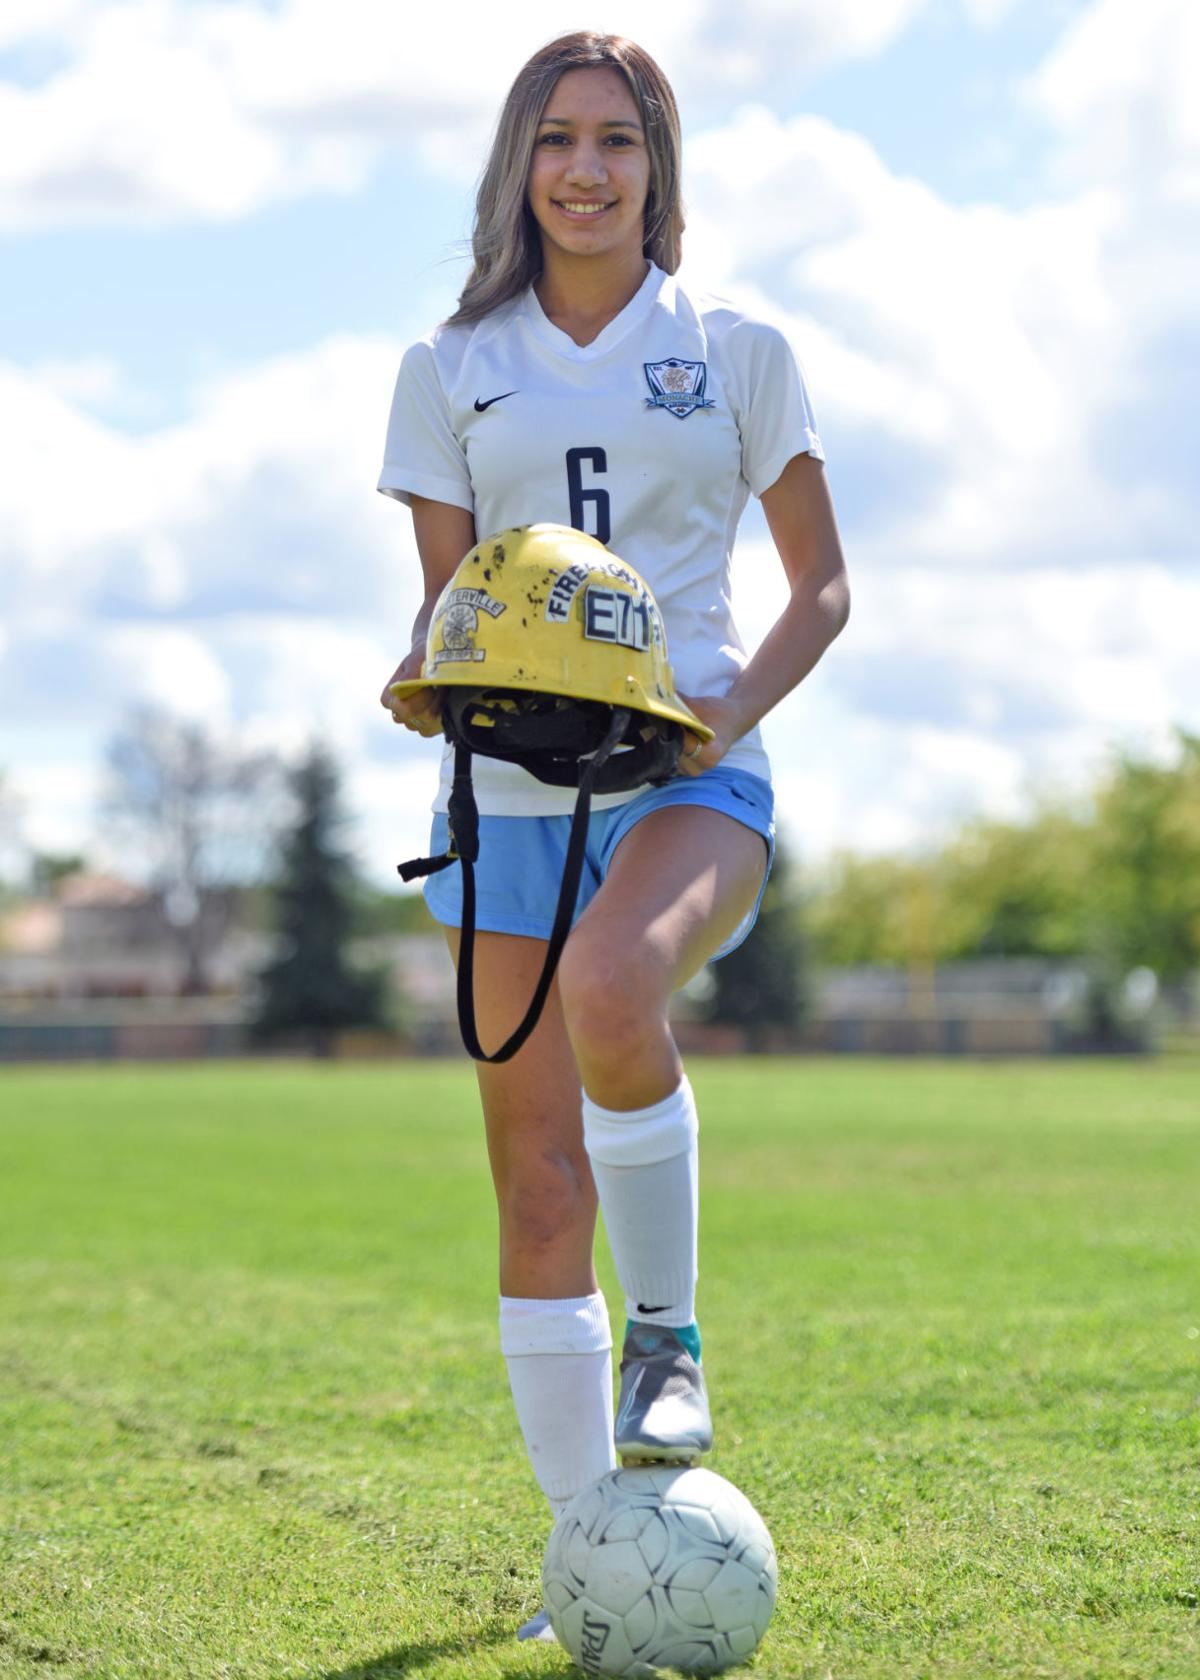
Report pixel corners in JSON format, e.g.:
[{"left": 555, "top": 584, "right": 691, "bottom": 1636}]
[{"left": 423, "top": 766, "right": 775, "bottom": 963}]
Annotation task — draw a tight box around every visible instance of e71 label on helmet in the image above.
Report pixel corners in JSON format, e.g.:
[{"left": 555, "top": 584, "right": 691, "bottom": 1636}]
[{"left": 583, "top": 586, "right": 651, "bottom": 651}]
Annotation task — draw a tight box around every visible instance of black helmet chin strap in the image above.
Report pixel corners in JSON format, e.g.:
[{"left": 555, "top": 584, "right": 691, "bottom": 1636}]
[{"left": 398, "top": 706, "right": 631, "bottom": 1064}]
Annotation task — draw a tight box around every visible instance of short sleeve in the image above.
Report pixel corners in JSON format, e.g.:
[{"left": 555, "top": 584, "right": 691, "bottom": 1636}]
[
  {"left": 734, "top": 322, "right": 825, "bottom": 497},
  {"left": 376, "top": 339, "right": 474, "bottom": 513}
]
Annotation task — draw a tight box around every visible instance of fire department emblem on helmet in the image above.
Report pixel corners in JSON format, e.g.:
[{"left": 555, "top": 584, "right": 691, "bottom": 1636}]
[
  {"left": 430, "top": 586, "right": 505, "bottom": 666},
  {"left": 643, "top": 358, "right": 715, "bottom": 419}
]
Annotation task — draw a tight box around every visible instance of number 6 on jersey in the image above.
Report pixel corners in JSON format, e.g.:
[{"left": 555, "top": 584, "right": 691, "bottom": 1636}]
[{"left": 566, "top": 446, "right": 611, "bottom": 545}]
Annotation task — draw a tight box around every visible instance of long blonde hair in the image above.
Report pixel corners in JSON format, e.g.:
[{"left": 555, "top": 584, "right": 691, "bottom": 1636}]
[{"left": 446, "top": 32, "right": 684, "bottom": 326}]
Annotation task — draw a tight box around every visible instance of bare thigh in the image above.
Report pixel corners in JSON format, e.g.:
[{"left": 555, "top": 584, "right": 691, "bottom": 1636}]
[
  {"left": 557, "top": 805, "right": 768, "bottom": 1107},
  {"left": 592, "top": 804, "right": 768, "bottom": 990},
  {"left": 442, "top": 926, "right": 598, "bottom": 1299}
]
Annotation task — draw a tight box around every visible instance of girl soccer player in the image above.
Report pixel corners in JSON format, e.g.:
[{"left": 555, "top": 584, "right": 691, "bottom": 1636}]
[{"left": 378, "top": 31, "right": 849, "bottom": 1643}]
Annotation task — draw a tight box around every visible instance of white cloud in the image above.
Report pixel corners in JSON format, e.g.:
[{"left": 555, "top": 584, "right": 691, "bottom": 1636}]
[
  {"left": 1024, "top": 0, "right": 1200, "bottom": 344},
  {"left": 214, "top": 616, "right": 407, "bottom": 758},
  {"left": 2, "top": 334, "right": 1197, "bottom": 875},
  {"left": 0, "top": 333, "right": 448, "bottom": 876},
  {"left": 0, "top": 333, "right": 414, "bottom": 625},
  {"left": 767, "top": 710, "right": 1032, "bottom": 859},
  {"left": 3, "top": 0, "right": 1198, "bottom": 874},
  {"left": 350, "top": 758, "right": 449, "bottom": 882},
  {"left": 0, "top": 1, "right": 90, "bottom": 53},
  {"left": 746, "top": 536, "right": 1200, "bottom": 855},
  {"left": 5, "top": 762, "right": 99, "bottom": 861},
  {"left": 0, "top": 1, "right": 368, "bottom": 230},
  {"left": 104, "top": 625, "right": 233, "bottom": 722},
  {"left": 1027, "top": 0, "right": 1200, "bottom": 196},
  {"left": 0, "top": 0, "right": 962, "bottom": 230},
  {"left": 683, "top": 78, "right": 1193, "bottom": 569},
  {"left": 24, "top": 355, "right": 125, "bottom": 407},
  {"left": 835, "top": 559, "right": 1200, "bottom": 747}
]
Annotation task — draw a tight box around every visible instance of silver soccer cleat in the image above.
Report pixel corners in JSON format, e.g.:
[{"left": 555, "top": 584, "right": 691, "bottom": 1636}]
[
  {"left": 614, "top": 1322, "right": 713, "bottom": 1466},
  {"left": 516, "top": 1607, "right": 557, "bottom": 1643}
]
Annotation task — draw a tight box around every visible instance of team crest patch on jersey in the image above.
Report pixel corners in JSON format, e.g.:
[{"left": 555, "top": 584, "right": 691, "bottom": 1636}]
[{"left": 644, "top": 358, "right": 715, "bottom": 419}]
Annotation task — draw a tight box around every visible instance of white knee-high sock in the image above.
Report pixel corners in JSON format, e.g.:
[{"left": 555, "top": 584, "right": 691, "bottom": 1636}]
[
  {"left": 581, "top": 1076, "right": 699, "bottom": 1331},
  {"left": 499, "top": 1293, "right": 615, "bottom": 1516}
]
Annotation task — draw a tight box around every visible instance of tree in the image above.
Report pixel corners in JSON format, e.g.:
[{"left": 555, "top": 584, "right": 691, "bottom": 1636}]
[
  {"left": 252, "top": 745, "right": 389, "bottom": 1053},
  {"left": 706, "top": 837, "right": 807, "bottom": 1047},
  {"left": 352, "top": 879, "right": 440, "bottom": 937},
  {"left": 934, "top": 808, "right": 1092, "bottom": 960},
  {"left": 102, "top": 707, "right": 283, "bottom": 993},
  {"left": 1088, "top": 730, "right": 1200, "bottom": 985},
  {"left": 806, "top": 851, "right": 932, "bottom": 967},
  {"left": 802, "top": 731, "right": 1200, "bottom": 1008},
  {"left": 29, "top": 852, "right": 87, "bottom": 896}
]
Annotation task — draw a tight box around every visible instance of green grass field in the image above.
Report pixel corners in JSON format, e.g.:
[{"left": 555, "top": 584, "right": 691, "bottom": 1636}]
[{"left": 1, "top": 1057, "right": 1198, "bottom": 1679}]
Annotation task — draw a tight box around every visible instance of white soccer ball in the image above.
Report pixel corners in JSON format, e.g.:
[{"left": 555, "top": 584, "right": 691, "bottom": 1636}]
[{"left": 542, "top": 1465, "right": 777, "bottom": 1676}]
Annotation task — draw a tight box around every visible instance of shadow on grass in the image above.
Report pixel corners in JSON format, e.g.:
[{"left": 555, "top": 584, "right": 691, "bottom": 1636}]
[{"left": 313, "top": 1629, "right": 573, "bottom": 1678}]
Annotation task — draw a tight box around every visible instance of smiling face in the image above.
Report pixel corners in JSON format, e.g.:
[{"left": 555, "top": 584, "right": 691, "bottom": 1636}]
[{"left": 526, "top": 66, "right": 651, "bottom": 268}]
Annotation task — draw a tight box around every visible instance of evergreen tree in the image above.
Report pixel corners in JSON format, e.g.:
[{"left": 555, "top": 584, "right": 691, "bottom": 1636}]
[
  {"left": 252, "top": 746, "right": 388, "bottom": 1053},
  {"left": 706, "top": 837, "right": 807, "bottom": 1047}
]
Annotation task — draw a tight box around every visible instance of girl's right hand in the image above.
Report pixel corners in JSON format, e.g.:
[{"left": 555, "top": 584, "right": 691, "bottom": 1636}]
[{"left": 380, "top": 647, "right": 443, "bottom": 737}]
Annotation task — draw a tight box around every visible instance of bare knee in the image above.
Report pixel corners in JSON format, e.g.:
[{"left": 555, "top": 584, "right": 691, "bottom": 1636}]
[
  {"left": 557, "top": 933, "right": 669, "bottom": 1068},
  {"left": 496, "top": 1147, "right": 595, "bottom": 1252}
]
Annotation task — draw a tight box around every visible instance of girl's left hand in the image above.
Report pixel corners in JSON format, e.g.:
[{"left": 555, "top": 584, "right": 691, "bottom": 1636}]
[{"left": 674, "top": 693, "right": 748, "bottom": 777}]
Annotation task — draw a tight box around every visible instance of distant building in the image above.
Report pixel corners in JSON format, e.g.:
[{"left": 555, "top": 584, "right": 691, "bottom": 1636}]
[
  {"left": 0, "top": 879, "right": 1154, "bottom": 1060},
  {"left": 0, "top": 873, "right": 265, "bottom": 1060},
  {"left": 0, "top": 872, "right": 265, "bottom": 999},
  {"left": 0, "top": 874, "right": 452, "bottom": 1060}
]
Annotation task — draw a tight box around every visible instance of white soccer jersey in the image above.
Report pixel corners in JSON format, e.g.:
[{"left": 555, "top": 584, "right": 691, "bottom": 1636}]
[{"left": 377, "top": 262, "right": 824, "bottom": 815}]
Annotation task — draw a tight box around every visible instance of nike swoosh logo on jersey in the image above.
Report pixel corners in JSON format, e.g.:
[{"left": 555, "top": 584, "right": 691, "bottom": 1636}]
[{"left": 473, "top": 390, "right": 517, "bottom": 412}]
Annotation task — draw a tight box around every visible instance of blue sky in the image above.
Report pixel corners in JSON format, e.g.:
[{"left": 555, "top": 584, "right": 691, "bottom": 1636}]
[{"left": 1, "top": 0, "right": 1197, "bottom": 882}]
